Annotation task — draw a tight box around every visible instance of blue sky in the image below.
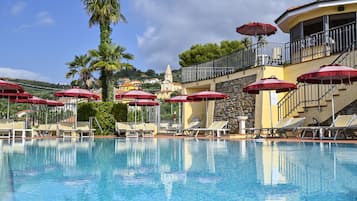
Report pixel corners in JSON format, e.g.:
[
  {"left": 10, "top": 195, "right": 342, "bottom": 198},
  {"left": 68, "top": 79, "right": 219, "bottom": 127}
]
[{"left": 0, "top": 0, "right": 310, "bottom": 84}]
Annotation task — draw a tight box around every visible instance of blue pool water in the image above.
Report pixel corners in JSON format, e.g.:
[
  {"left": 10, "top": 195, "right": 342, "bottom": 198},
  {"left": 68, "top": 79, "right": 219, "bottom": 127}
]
[{"left": 1, "top": 138, "right": 357, "bottom": 201}]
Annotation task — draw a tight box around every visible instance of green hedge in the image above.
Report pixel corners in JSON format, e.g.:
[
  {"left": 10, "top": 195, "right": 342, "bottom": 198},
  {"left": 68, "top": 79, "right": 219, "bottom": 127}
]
[{"left": 78, "top": 102, "right": 127, "bottom": 135}]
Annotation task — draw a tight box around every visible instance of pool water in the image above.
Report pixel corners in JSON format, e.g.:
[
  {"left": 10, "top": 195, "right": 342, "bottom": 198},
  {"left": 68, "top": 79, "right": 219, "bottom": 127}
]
[{"left": 1, "top": 138, "right": 357, "bottom": 201}]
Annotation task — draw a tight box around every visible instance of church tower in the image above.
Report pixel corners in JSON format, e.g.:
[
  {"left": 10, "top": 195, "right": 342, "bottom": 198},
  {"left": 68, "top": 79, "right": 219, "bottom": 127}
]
[{"left": 164, "top": 64, "right": 173, "bottom": 83}]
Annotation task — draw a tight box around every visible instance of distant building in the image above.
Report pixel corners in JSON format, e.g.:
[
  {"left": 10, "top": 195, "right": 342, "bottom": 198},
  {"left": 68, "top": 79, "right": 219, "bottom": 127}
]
[
  {"left": 143, "top": 78, "right": 160, "bottom": 84},
  {"left": 156, "top": 64, "right": 182, "bottom": 99},
  {"left": 119, "top": 80, "right": 142, "bottom": 91}
]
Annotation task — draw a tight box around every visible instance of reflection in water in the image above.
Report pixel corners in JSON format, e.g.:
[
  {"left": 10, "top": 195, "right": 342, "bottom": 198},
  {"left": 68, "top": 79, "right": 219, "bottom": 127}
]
[{"left": 1, "top": 139, "right": 357, "bottom": 200}]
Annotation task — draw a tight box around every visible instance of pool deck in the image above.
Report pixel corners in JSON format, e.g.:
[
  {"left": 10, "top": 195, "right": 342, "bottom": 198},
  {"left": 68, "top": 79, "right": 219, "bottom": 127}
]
[{"left": 4, "top": 133, "right": 357, "bottom": 144}]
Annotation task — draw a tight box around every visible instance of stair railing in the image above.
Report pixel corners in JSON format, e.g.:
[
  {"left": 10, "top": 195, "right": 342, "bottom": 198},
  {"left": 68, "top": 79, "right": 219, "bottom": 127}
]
[{"left": 277, "top": 40, "right": 357, "bottom": 120}]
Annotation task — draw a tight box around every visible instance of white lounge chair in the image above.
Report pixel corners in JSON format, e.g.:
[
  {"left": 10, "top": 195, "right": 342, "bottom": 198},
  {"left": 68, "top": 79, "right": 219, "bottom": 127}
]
[
  {"left": 182, "top": 120, "right": 201, "bottom": 136},
  {"left": 300, "top": 115, "right": 355, "bottom": 140},
  {"left": 77, "top": 121, "right": 95, "bottom": 138},
  {"left": 115, "top": 122, "right": 139, "bottom": 138},
  {"left": 191, "top": 121, "right": 230, "bottom": 137},
  {"left": 0, "top": 119, "right": 13, "bottom": 139},
  {"left": 245, "top": 118, "right": 292, "bottom": 137},
  {"left": 13, "top": 121, "right": 33, "bottom": 138}
]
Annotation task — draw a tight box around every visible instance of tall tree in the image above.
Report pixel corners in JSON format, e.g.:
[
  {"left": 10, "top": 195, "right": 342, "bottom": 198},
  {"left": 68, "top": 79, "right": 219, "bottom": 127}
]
[
  {"left": 66, "top": 54, "right": 95, "bottom": 89},
  {"left": 82, "top": 0, "right": 127, "bottom": 101},
  {"left": 89, "top": 43, "right": 134, "bottom": 101}
]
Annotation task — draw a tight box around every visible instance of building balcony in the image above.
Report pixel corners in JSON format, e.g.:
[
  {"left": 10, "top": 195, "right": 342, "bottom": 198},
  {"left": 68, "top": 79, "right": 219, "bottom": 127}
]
[{"left": 182, "top": 22, "right": 357, "bottom": 83}]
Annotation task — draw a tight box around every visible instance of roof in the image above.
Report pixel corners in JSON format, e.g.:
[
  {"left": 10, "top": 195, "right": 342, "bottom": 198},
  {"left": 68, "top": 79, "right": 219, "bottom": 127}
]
[{"left": 275, "top": 0, "right": 357, "bottom": 32}]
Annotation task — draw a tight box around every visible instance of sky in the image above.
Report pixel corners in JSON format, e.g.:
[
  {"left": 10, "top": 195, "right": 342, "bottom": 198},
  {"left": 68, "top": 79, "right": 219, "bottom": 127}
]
[{"left": 0, "top": 0, "right": 311, "bottom": 84}]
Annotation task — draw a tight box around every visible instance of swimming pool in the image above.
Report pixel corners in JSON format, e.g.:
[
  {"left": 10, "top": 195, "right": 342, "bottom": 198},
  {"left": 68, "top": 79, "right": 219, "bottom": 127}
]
[{"left": 1, "top": 138, "right": 357, "bottom": 201}]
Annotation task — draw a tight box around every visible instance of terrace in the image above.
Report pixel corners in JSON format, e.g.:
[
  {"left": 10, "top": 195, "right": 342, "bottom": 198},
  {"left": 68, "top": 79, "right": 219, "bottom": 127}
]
[{"left": 181, "top": 21, "right": 357, "bottom": 83}]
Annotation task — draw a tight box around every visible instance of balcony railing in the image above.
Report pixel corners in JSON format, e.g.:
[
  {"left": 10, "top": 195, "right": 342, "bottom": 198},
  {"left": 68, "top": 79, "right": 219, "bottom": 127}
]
[
  {"left": 182, "top": 22, "right": 357, "bottom": 83},
  {"left": 286, "top": 22, "right": 356, "bottom": 64},
  {"left": 181, "top": 42, "right": 286, "bottom": 83}
]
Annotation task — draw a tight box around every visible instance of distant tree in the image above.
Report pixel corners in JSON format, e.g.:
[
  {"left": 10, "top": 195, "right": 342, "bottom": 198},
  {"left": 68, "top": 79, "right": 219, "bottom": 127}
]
[
  {"left": 141, "top": 83, "right": 161, "bottom": 94},
  {"left": 145, "top": 69, "right": 157, "bottom": 77},
  {"left": 66, "top": 54, "right": 95, "bottom": 89},
  {"left": 179, "top": 40, "right": 247, "bottom": 67}
]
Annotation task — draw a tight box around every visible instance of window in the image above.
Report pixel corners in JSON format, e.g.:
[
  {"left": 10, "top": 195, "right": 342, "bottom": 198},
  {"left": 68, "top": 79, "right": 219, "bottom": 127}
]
[
  {"left": 303, "top": 17, "right": 323, "bottom": 36},
  {"left": 329, "top": 12, "right": 356, "bottom": 28}
]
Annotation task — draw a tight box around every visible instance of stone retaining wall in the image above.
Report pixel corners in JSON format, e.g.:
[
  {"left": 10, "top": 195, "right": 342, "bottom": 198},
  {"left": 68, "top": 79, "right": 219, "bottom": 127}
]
[{"left": 214, "top": 74, "right": 257, "bottom": 133}]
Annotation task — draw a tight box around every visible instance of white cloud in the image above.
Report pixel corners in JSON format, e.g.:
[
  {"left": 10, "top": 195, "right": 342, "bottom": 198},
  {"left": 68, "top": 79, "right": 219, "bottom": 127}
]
[
  {"left": 137, "top": 26, "right": 157, "bottom": 47},
  {"left": 132, "top": 0, "right": 311, "bottom": 71},
  {"left": 36, "top": 12, "right": 54, "bottom": 26},
  {"left": 10, "top": 2, "right": 26, "bottom": 16},
  {"left": 17, "top": 11, "right": 54, "bottom": 30},
  {"left": 0, "top": 67, "right": 48, "bottom": 81}
]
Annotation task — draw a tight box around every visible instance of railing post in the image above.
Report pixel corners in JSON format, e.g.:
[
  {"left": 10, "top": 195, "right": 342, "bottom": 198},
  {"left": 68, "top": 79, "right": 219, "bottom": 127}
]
[
  {"left": 303, "top": 83, "right": 307, "bottom": 112},
  {"left": 318, "top": 84, "right": 321, "bottom": 112}
]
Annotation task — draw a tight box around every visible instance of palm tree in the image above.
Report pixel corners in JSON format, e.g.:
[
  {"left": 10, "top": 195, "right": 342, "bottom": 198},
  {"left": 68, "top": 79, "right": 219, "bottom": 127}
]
[
  {"left": 66, "top": 54, "right": 96, "bottom": 89},
  {"left": 241, "top": 37, "right": 252, "bottom": 48},
  {"left": 82, "top": 0, "right": 127, "bottom": 101},
  {"left": 89, "top": 43, "right": 134, "bottom": 101}
]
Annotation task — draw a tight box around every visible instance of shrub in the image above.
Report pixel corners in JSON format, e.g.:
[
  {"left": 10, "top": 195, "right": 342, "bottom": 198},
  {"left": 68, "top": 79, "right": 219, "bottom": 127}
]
[{"left": 77, "top": 102, "right": 127, "bottom": 135}]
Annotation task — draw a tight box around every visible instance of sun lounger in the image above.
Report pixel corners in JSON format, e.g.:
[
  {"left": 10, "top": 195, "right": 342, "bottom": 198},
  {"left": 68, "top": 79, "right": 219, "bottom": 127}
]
[
  {"left": 274, "top": 117, "right": 306, "bottom": 137},
  {"left": 245, "top": 118, "right": 291, "bottom": 137},
  {"left": 58, "top": 122, "right": 77, "bottom": 138},
  {"left": 0, "top": 119, "right": 13, "bottom": 139},
  {"left": 182, "top": 120, "right": 201, "bottom": 136},
  {"left": 13, "top": 121, "right": 33, "bottom": 138},
  {"left": 142, "top": 123, "right": 156, "bottom": 137},
  {"left": 77, "top": 121, "right": 95, "bottom": 138},
  {"left": 191, "top": 121, "right": 230, "bottom": 137},
  {"left": 34, "top": 123, "right": 58, "bottom": 136},
  {"left": 300, "top": 115, "right": 355, "bottom": 140},
  {"left": 115, "top": 122, "right": 139, "bottom": 137}
]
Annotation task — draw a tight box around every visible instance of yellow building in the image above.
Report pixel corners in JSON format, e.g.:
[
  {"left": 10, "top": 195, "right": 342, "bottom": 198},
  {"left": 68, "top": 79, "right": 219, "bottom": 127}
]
[
  {"left": 181, "top": 0, "right": 357, "bottom": 133},
  {"left": 118, "top": 80, "right": 142, "bottom": 92}
]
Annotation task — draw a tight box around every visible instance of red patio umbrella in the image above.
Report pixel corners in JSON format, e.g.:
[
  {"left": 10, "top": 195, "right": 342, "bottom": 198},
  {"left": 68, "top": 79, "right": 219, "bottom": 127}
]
[
  {"left": 54, "top": 87, "right": 99, "bottom": 128},
  {"left": 128, "top": 99, "right": 160, "bottom": 124},
  {"left": 45, "top": 100, "right": 65, "bottom": 107},
  {"left": 0, "top": 80, "right": 25, "bottom": 119},
  {"left": 165, "top": 95, "right": 198, "bottom": 133},
  {"left": 12, "top": 96, "right": 47, "bottom": 104},
  {"left": 128, "top": 99, "right": 159, "bottom": 106},
  {"left": 0, "top": 79, "right": 24, "bottom": 93},
  {"left": 243, "top": 76, "right": 297, "bottom": 130},
  {"left": 236, "top": 22, "right": 277, "bottom": 37},
  {"left": 116, "top": 90, "right": 157, "bottom": 100},
  {"left": 54, "top": 88, "right": 100, "bottom": 99},
  {"left": 297, "top": 64, "right": 357, "bottom": 123},
  {"left": 0, "top": 91, "right": 32, "bottom": 119},
  {"left": 116, "top": 90, "right": 157, "bottom": 126},
  {"left": 187, "top": 91, "right": 228, "bottom": 127}
]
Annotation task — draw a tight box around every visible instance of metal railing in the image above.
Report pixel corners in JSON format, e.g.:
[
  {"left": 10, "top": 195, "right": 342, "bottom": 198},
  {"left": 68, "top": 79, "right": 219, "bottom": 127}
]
[
  {"left": 182, "top": 22, "right": 357, "bottom": 83},
  {"left": 181, "top": 42, "right": 285, "bottom": 83},
  {"left": 286, "top": 22, "right": 356, "bottom": 64},
  {"left": 277, "top": 40, "right": 357, "bottom": 120}
]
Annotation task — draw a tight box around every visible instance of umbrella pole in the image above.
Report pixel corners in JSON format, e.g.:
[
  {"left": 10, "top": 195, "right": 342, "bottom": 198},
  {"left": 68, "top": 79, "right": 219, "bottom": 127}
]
[
  {"left": 206, "top": 99, "right": 208, "bottom": 128},
  {"left": 75, "top": 98, "right": 78, "bottom": 129},
  {"left": 45, "top": 106, "right": 48, "bottom": 129},
  {"left": 134, "top": 101, "right": 137, "bottom": 129},
  {"left": 7, "top": 97, "right": 10, "bottom": 119},
  {"left": 269, "top": 91, "right": 273, "bottom": 135},
  {"left": 331, "top": 83, "right": 335, "bottom": 125},
  {"left": 179, "top": 103, "right": 182, "bottom": 133}
]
